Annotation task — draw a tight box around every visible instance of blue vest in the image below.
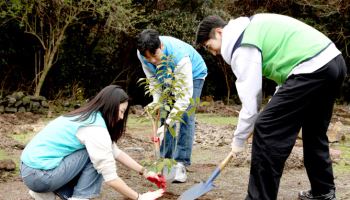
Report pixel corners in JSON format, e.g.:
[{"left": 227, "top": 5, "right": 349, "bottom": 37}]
[
  {"left": 21, "top": 112, "right": 107, "bottom": 170},
  {"left": 141, "top": 36, "right": 207, "bottom": 82}
]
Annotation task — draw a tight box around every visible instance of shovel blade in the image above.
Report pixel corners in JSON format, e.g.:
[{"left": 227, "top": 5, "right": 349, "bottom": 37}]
[{"left": 177, "top": 182, "right": 215, "bottom": 200}]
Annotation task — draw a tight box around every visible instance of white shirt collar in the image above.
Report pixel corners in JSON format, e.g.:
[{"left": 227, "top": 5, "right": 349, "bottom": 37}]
[{"left": 221, "top": 17, "right": 250, "bottom": 64}]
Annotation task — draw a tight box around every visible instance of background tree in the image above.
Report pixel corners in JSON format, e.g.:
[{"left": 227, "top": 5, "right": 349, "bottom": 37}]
[
  {"left": 1, "top": 0, "right": 118, "bottom": 96},
  {"left": 0, "top": 0, "right": 349, "bottom": 103}
]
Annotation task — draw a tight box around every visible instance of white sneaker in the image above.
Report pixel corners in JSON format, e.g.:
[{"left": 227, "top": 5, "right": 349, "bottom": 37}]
[
  {"left": 163, "top": 165, "right": 176, "bottom": 182},
  {"left": 173, "top": 162, "right": 187, "bottom": 183},
  {"left": 68, "top": 198, "right": 89, "bottom": 200},
  {"left": 163, "top": 162, "right": 188, "bottom": 183},
  {"left": 29, "top": 190, "right": 55, "bottom": 200}
]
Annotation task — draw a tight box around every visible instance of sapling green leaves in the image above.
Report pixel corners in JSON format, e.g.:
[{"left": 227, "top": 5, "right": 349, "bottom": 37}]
[{"left": 139, "top": 54, "right": 199, "bottom": 173}]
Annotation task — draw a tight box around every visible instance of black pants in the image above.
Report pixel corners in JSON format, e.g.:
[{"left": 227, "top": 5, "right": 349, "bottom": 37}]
[{"left": 246, "top": 55, "right": 347, "bottom": 200}]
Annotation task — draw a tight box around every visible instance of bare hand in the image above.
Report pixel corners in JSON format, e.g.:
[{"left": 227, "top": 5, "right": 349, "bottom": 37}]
[{"left": 138, "top": 189, "right": 164, "bottom": 200}]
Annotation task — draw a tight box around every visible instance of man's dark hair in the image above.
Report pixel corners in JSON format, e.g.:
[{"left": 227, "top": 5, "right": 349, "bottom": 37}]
[
  {"left": 136, "top": 29, "right": 161, "bottom": 56},
  {"left": 196, "top": 15, "right": 227, "bottom": 45}
]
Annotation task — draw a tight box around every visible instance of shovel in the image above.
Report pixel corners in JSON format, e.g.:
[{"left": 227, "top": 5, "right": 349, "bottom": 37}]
[{"left": 178, "top": 151, "right": 234, "bottom": 200}]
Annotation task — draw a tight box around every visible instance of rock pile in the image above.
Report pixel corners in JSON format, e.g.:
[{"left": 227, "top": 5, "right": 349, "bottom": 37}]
[{"left": 0, "top": 92, "right": 49, "bottom": 114}]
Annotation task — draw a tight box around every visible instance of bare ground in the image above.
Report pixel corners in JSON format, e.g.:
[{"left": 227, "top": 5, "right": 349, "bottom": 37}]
[{"left": 1, "top": 105, "right": 350, "bottom": 200}]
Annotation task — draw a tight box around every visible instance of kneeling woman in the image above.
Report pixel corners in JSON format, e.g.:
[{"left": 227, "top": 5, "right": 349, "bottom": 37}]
[{"left": 20, "top": 85, "right": 164, "bottom": 200}]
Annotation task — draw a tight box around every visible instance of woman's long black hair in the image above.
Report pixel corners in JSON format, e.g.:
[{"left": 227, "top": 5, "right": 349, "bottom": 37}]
[{"left": 65, "top": 85, "right": 129, "bottom": 142}]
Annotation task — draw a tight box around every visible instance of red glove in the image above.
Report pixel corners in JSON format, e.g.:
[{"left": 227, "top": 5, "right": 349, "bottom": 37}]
[
  {"left": 151, "top": 136, "right": 160, "bottom": 143},
  {"left": 145, "top": 172, "right": 167, "bottom": 189}
]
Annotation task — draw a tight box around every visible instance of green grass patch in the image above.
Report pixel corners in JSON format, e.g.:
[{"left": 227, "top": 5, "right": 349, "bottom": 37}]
[
  {"left": 196, "top": 113, "right": 237, "bottom": 126},
  {"left": 0, "top": 149, "right": 10, "bottom": 160},
  {"left": 127, "top": 113, "right": 237, "bottom": 128},
  {"left": 127, "top": 114, "right": 153, "bottom": 127},
  {"left": 333, "top": 141, "right": 350, "bottom": 174},
  {"left": 11, "top": 118, "right": 51, "bottom": 145},
  {"left": 11, "top": 131, "right": 36, "bottom": 145}
]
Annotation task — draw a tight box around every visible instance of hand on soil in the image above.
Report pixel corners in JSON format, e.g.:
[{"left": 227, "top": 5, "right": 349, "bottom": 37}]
[{"left": 139, "top": 189, "right": 164, "bottom": 200}]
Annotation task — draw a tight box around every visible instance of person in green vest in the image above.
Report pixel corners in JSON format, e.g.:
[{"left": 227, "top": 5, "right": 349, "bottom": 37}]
[
  {"left": 20, "top": 85, "right": 164, "bottom": 200},
  {"left": 196, "top": 13, "right": 347, "bottom": 200}
]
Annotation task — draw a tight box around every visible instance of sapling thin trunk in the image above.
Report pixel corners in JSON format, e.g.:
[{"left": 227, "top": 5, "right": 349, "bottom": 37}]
[{"left": 148, "top": 109, "right": 160, "bottom": 159}]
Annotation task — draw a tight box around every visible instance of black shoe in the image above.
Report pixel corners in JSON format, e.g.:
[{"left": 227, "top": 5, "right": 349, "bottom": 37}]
[{"left": 298, "top": 189, "right": 336, "bottom": 200}]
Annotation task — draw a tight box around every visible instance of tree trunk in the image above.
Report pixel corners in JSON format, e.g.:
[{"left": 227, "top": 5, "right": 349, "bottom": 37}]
[
  {"left": 34, "top": 52, "right": 53, "bottom": 96},
  {"left": 33, "top": 23, "right": 69, "bottom": 96},
  {"left": 219, "top": 59, "right": 231, "bottom": 104}
]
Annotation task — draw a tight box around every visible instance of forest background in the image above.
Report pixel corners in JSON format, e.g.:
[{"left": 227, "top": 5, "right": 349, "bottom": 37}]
[{"left": 1, "top": 0, "right": 349, "bottom": 106}]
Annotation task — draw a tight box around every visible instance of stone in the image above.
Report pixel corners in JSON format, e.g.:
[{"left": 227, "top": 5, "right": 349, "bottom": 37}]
[
  {"left": 31, "top": 102, "right": 41, "bottom": 111},
  {"left": 11, "top": 91, "right": 25, "bottom": 100},
  {"left": 6, "top": 96, "right": 16, "bottom": 105},
  {"left": 15, "top": 100, "right": 22, "bottom": 107},
  {"left": 41, "top": 100, "right": 49, "bottom": 108},
  {"left": 5, "top": 107, "right": 17, "bottom": 113},
  {"left": 22, "top": 96, "right": 31, "bottom": 105},
  {"left": 0, "top": 159, "right": 16, "bottom": 171},
  {"left": 18, "top": 107, "right": 26, "bottom": 112}
]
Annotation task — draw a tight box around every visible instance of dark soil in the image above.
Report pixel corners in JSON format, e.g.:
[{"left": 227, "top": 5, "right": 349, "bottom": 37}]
[{"left": 1, "top": 105, "right": 350, "bottom": 200}]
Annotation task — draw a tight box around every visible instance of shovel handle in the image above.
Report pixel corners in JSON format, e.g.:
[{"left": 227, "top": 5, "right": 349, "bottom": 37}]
[
  {"left": 219, "top": 132, "right": 252, "bottom": 170},
  {"left": 218, "top": 151, "right": 234, "bottom": 170},
  {"left": 206, "top": 151, "right": 234, "bottom": 184}
]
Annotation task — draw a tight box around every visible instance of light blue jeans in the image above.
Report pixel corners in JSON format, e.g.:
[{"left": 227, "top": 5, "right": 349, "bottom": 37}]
[
  {"left": 160, "top": 79, "right": 205, "bottom": 166},
  {"left": 20, "top": 149, "right": 103, "bottom": 200}
]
